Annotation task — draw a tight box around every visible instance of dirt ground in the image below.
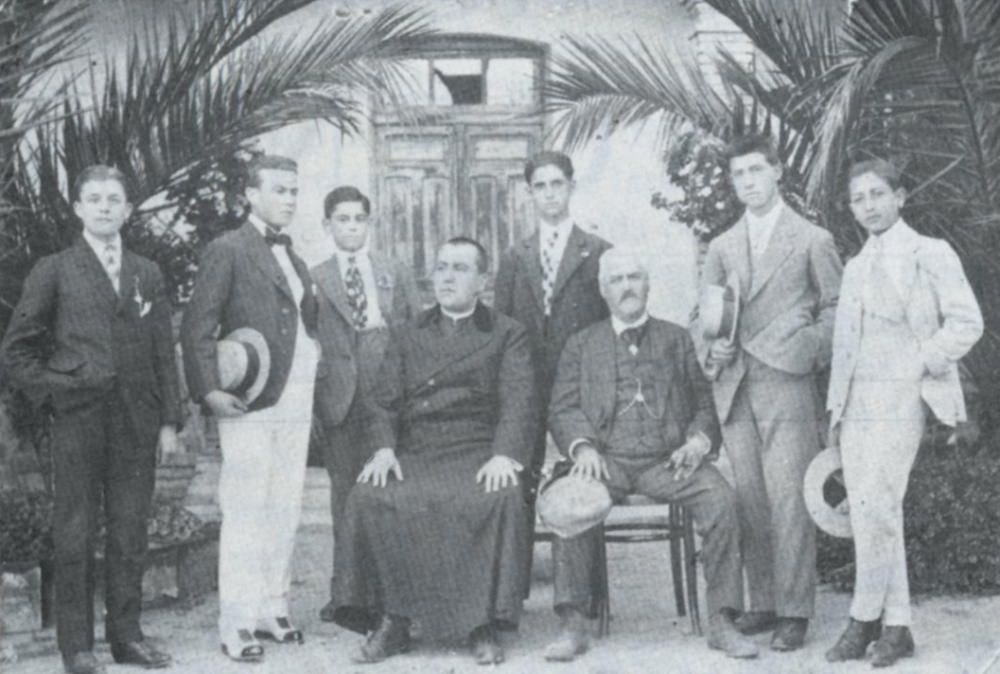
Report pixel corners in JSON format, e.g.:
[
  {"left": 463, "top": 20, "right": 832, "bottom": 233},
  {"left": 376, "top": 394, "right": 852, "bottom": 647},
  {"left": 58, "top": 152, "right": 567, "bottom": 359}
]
[{"left": 7, "top": 468, "right": 1000, "bottom": 674}]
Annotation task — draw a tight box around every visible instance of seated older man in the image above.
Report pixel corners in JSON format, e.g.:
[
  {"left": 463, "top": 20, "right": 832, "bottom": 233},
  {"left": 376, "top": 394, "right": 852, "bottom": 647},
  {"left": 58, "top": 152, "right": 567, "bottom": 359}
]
[
  {"left": 330, "top": 237, "right": 539, "bottom": 666},
  {"left": 542, "top": 247, "right": 757, "bottom": 661}
]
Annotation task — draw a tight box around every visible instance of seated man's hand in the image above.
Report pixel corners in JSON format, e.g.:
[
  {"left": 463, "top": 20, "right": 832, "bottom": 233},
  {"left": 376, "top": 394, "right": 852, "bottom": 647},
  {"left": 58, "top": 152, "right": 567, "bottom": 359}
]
[
  {"left": 204, "top": 390, "right": 248, "bottom": 418},
  {"left": 920, "top": 343, "right": 951, "bottom": 378},
  {"left": 668, "top": 434, "right": 711, "bottom": 482},
  {"left": 708, "top": 339, "right": 737, "bottom": 366},
  {"left": 156, "top": 425, "right": 183, "bottom": 465},
  {"left": 476, "top": 455, "right": 521, "bottom": 493},
  {"left": 358, "top": 448, "right": 403, "bottom": 488},
  {"left": 570, "top": 444, "right": 610, "bottom": 482}
]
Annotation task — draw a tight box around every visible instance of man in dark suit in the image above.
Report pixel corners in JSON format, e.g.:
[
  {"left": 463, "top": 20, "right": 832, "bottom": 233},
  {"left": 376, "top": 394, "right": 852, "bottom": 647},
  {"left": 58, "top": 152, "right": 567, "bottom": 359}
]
[
  {"left": 2, "top": 165, "right": 181, "bottom": 673},
  {"left": 310, "top": 186, "right": 421, "bottom": 620},
  {"left": 542, "top": 247, "right": 756, "bottom": 662},
  {"left": 180, "top": 155, "right": 319, "bottom": 662},
  {"left": 331, "top": 238, "right": 538, "bottom": 666},
  {"left": 494, "top": 151, "right": 611, "bottom": 492}
]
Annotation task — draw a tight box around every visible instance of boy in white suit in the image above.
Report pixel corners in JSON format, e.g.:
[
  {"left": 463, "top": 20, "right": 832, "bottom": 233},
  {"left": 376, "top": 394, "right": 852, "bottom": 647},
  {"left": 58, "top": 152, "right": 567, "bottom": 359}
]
[{"left": 825, "top": 159, "right": 982, "bottom": 667}]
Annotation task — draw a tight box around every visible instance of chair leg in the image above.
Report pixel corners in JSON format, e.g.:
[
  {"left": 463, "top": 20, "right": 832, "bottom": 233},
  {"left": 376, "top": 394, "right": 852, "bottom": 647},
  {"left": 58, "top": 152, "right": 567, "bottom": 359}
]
[
  {"left": 682, "top": 508, "right": 702, "bottom": 636},
  {"left": 597, "top": 525, "right": 610, "bottom": 638},
  {"left": 669, "top": 506, "right": 686, "bottom": 617}
]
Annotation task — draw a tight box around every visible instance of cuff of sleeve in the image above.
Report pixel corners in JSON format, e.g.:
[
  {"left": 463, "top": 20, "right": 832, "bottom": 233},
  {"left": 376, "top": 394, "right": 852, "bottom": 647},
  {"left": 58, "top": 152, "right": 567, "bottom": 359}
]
[{"left": 568, "top": 437, "right": 596, "bottom": 461}]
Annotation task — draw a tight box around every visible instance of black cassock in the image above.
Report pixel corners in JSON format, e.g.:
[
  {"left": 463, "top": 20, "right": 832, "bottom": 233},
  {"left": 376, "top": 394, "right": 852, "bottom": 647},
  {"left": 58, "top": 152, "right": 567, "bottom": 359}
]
[{"left": 332, "top": 302, "right": 540, "bottom": 640}]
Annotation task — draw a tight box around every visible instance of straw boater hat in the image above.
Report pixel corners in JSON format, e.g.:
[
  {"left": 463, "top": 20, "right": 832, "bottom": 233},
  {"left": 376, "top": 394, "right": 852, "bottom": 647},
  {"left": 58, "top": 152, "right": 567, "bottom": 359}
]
[
  {"left": 803, "top": 447, "right": 853, "bottom": 539},
  {"left": 216, "top": 327, "right": 270, "bottom": 404},
  {"left": 536, "top": 475, "right": 614, "bottom": 539},
  {"left": 700, "top": 276, "right": 741, "bottom": 343}
]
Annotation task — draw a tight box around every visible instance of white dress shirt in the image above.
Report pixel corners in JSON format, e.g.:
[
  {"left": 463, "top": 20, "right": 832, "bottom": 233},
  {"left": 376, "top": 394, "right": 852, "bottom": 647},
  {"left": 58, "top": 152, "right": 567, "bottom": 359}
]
[
  {"left": 862, "top": 218, "right": 909, "bottom": 297},
  {"left": 610, "top": 311, "right": 650, "bottom": 336},
  {"left": 745, "top": 199, "right": 785, "bottom": 261},
  {"left": 249, "top": 214, "right": 304, "bottom": 304},
  {"left": 335, "top": 243, "right": 385, "bottom": 329},
  {"left": 82, "top": 229, "right": 122, "bottom": 293}
]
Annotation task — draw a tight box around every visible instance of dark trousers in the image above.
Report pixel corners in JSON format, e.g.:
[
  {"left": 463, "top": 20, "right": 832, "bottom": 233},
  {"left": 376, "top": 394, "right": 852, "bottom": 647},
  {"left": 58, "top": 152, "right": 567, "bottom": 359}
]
[
  {"left": 552, "top": 456, "right": 743, "bottom": 619},
  {"left": 322, "top": 400, "right": 371, "bottom": 596},
  {"left": 52, "top": 390, "right": 155, "bottom": 656}
]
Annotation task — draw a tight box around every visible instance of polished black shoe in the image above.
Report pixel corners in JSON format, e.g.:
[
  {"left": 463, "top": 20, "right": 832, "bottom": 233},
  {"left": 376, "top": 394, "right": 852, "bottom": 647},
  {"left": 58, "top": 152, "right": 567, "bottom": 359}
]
[
  {"left": 735, "top": 610, "right": 778, "bottom": 635},
  {"left": 770, "top": 617, "right": 808, "bottom": 652},
  {"left": 352, "top": 614, "right": 411, "bottom": 664},
  {"left": 319, "top": 598, "right": 337, "bottom": 622},
  {"left": 826, "top": 618, "right": 882, "bottom": 662},
  {"left": 470, "top": 623, "right": 504, "bottom": 666},
  {"left": 110, "top": 640, "right": 172, "bottom": 669},
  {"left": 871, "top": 626, "right": 915, "bottom": 668},
  {"left": 62, "top": 651, "right": 105, "bottom": 674}
]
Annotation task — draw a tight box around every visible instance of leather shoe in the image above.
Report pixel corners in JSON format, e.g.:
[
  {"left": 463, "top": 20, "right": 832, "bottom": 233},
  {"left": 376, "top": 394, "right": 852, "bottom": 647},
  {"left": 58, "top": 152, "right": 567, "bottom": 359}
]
[
  {"left": 255, "top": 616, "right": 304, "bottom": 644},
  {"left": 352, "top": 614, "right": 411, "bottom": 664},
  {"left": 707, "top": 609, "right": 759, "bottom": 659},
  {"left": 771, "top": 617, "right": 808, "bottom": 651},
  {"left": 62, "top": 651, "right": 104, "bottom": 674},
  {"left": 826, "top": 618, "right": 882, "bottom": 662},
  {"left": 319, "top": 598, "right": 337, "bottom": 623},
  {"left": 544, "top": 608, "right": 590, "bottom": 662},
  {"left": 110, "top": 640, "right": 172, "bottom": 669},
  {"left": 871, "top": 626, "right": 915, "bottom": 668},
  {"left": 220, "top": 628, "right": 264, "bottom": 662},
  {"left": 735, "top": 610, "right": 778, "bottom": 635},
  {"left": 470, "top": 623, "right": 504, "bottom": 665}
]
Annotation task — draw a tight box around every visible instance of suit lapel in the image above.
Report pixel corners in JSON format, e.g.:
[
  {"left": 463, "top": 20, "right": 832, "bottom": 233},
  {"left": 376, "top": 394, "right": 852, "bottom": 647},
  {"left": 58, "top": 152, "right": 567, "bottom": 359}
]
[
  {"left": 748, "top": 208, "right": 797, "bottom": 301},
  {"left": 72, "top": 239, "right": 118, "bottom": 308},
  {"left": 117, "top": 250, "right": 138, "bottom": 314},
  {"left": 521, "top": 234, "right": 546, "bottom": 311},
  {"left": 585, "top": 321, "right": 618, "bottom": 438},
  {"left": 728, "top": 217, "right": 753, "bottom": 295},
  {"left": 314, "top": 257, "right": 353, "bottom": 323},
  {"left": 646, "top": 321, "right": 673, "bottom": 413},
  {"left": 240, "top": 223, "right": 294, "bottom": 301},
  {"left": 370, "top": 253, "right": 394, "bottom": 319},
  {"left": 551, "top": 225, "right": 594, "bottom": 302}
]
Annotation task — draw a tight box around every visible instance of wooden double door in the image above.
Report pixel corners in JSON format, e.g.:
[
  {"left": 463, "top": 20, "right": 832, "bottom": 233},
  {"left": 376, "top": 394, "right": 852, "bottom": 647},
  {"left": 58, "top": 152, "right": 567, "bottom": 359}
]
[{"left": 373, "top": 122, "right": 542, "bottom": 285}]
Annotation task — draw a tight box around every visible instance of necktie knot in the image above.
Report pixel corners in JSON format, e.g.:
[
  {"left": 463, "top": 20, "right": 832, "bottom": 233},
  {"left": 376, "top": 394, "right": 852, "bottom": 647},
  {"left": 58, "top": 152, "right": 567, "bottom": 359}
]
[{"left": 265, "top": 227, "right": 292, "bottom": 248}]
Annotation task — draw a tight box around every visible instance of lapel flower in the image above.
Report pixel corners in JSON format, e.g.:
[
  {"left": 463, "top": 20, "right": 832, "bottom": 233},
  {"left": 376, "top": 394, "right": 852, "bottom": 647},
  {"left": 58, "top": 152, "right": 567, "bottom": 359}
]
[{"left": 133, "top": 277, "right": 152, "bottom": 318}]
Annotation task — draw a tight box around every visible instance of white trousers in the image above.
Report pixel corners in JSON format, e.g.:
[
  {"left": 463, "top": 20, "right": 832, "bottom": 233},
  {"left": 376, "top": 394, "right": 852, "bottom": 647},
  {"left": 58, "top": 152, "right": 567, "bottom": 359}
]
[
  {"left": 217, "top": 331, "right": 318, "bottom": 634},
  {"left": 839, "top": 310, "right": 925, "bottom": 627}
]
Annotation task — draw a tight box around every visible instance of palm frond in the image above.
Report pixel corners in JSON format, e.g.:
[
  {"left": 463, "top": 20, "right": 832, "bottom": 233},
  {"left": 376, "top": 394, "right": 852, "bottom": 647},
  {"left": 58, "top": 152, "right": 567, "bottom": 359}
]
[{"left": 543, "top": 34, "right": 731, "bottom": 152}]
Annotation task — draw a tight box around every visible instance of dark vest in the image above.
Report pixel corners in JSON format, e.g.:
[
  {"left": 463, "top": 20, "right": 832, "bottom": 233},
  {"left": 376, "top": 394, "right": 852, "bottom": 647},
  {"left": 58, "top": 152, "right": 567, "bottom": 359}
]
[{"left": 606, "top": 331, "right": 670, "bottom": 461}]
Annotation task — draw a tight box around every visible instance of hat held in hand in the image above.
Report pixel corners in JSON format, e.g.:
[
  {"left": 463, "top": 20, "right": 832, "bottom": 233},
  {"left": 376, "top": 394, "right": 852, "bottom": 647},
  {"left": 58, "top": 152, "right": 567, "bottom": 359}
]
[
  {"left": 804, "top": 447, "right": 852, "bottom": 539},
  {"left": 700, "top": 277, "right": 741, "bottom": 342},
  {"left": 537, "top": 474, "right": 613, "bottom": 539},
  {"left": 216, "top": 327, "right": 270, "bottom": 404}
]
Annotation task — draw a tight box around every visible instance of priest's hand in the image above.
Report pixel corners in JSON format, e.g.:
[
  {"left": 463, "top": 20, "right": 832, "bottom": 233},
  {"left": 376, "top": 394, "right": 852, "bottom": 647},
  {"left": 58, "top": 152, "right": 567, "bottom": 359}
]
[
  {"left": 571, "top": 445, "right": 610, "bottom": 481},
  {"left": 358, "top": 448, "right": 403, "bottom": 488},
  {"left": 204, "top": 390, "right": 248, "bottom": 418},
  {"left": 668, "top": 434, "right": 711, "bottom": 482},
  {"left": 476, "top": 456, "right": 521, "bottom": 493},
  {"left": 156, "top": 425, "right": 183, "bottom": 465}
]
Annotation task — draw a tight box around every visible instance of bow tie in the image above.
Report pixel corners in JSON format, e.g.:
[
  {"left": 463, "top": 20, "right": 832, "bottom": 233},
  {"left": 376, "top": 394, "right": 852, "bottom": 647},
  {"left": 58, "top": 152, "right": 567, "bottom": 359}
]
[{"left": 264, "top": 228, "right": 292, "bottom": 248}]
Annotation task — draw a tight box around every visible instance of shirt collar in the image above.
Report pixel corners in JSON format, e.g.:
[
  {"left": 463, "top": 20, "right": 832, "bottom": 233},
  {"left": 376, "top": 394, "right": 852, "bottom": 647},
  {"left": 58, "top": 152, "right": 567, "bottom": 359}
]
[
  {"left": 610, "top": 311, "right": 650, "bottom": 336},
  {"left": 540, "top": 216, "right": 574, "bottom": 239},
  {"left": 335, "top": 243, "right": 369, "bottom": 264},
  {"left": 745, "top": 198, "right": 784, "bottom": 230},
  {"left": 82, "top": 229, "right": 121, "bottom": 256},
  {"left": 865, "top": 217, "right": 908, "bottom": 254},
  {"left": 441, "top": 305, "right": 477, "bottom": 322},
  {"left": 248, "top": 213, "right": 277, "bottom": 236}
]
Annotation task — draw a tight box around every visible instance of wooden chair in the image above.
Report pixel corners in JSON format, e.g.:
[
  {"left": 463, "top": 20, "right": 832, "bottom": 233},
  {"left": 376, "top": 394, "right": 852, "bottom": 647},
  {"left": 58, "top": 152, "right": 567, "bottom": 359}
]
[{"left": 536, "top": 494, "right": 701, "bottom": 638}]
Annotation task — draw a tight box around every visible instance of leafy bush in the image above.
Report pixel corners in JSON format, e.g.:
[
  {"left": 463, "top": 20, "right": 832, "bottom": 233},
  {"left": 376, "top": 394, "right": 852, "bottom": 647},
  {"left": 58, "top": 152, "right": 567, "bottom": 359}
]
[
  {"left": 817, "top": 434, "right": 1000, "bottom": 595},
  {"left": 0, "top": 490, "right": 52, "bottom": 566}
]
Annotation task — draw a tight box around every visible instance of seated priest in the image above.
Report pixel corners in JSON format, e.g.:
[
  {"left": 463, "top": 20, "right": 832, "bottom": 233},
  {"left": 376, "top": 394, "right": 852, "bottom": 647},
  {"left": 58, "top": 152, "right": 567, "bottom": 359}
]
[
  {"left": 331, "top": 236, "right": 539, "bottom": 666},
  {"left": 541, "top": 247, "right": 758, "bottom": 661}
]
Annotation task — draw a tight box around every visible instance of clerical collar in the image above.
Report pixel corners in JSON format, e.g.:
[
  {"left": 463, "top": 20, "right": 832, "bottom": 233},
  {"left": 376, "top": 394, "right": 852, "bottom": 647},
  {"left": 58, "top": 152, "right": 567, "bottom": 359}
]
[
  {"left": 611, "top": 311, "right": 650, "bottom": 336},
  {"left": 441, "top": 305, "right": 477, "bottom": 322},
  {"left": 82, "top": 229, "right": 121, "bottom": 256}
]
